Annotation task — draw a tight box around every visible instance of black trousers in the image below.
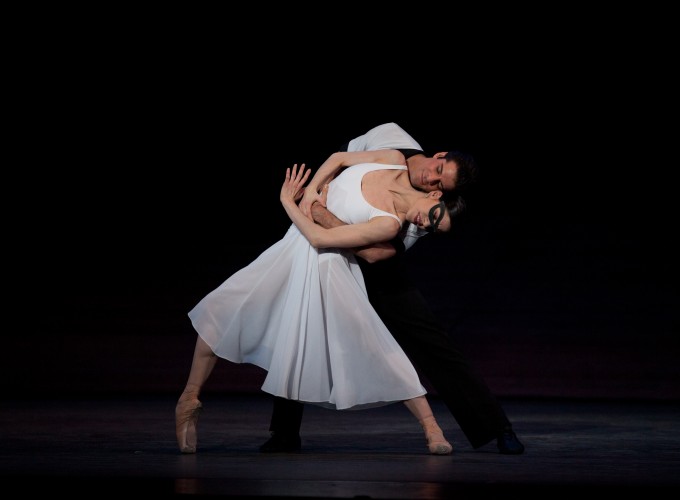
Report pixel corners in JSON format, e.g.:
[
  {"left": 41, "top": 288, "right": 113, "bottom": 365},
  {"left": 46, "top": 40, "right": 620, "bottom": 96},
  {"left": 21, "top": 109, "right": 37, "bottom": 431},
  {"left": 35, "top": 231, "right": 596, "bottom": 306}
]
[{"left": 269, "top": 286, "right": 511, "bottom": 449}]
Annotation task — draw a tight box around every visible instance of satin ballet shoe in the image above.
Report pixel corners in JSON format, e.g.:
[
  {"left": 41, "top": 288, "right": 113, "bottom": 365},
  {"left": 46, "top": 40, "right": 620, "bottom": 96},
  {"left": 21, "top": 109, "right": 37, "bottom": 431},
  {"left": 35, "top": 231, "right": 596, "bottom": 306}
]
[
  {"left": 420, "top": 416, "right": 453, "bottom": 455},
  {"left": 175, "top": 398, "right": 203, "bottom": 454}
]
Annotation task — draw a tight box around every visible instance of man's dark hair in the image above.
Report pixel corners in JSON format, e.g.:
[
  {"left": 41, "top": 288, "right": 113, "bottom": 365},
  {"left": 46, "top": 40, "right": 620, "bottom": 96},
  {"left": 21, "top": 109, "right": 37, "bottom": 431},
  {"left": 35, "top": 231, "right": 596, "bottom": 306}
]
[
  {"left": 446, "top": 150, "right": 478, "bottom": 193},
  {"left": 441, "top": 151, "right": 478, "bottom": 220}
]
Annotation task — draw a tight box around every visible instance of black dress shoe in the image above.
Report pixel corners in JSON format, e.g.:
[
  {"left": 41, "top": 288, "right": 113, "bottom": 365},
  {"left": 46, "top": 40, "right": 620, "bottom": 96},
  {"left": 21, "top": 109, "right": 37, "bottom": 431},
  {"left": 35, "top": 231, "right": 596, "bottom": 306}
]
[
  {"left": 259, "top": 433, "right": 302, "bottom": 453},
  {"left": 497, "top": 427, "right": 525, "bottom": 455}
]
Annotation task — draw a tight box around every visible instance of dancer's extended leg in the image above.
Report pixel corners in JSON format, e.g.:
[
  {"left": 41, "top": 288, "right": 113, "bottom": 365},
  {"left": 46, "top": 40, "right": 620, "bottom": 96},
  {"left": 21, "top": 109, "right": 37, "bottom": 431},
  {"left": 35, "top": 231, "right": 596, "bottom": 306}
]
[{"left": 175, "top": 336, "right": 217, "bottom": 453}]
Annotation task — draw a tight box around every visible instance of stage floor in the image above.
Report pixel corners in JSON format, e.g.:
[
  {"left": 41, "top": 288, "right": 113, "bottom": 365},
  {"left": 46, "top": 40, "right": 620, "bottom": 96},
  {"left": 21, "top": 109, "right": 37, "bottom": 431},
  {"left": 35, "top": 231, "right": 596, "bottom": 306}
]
[{"left": 2, "top": 394, "right": 678, "bottom": 498}]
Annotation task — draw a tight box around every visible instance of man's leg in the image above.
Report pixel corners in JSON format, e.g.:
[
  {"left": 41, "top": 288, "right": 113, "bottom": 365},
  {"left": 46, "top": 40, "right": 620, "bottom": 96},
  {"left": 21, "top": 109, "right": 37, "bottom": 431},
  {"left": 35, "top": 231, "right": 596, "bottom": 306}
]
[
  {"left": 370, "top": 288, "right": 524, "bottom": 454},
  {"left": 259, "top": 396, "right": 304, "bottom": 452}
]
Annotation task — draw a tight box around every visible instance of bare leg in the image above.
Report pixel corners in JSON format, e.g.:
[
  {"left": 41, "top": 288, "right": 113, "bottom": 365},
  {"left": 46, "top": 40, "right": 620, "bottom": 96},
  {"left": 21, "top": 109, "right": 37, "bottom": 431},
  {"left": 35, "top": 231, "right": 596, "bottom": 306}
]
[
  {"left": 403, "top": 396, "right": 453, "bottom": 455},
  {"left": 175, "top": 336, "right": 218, "bottom": 453}
]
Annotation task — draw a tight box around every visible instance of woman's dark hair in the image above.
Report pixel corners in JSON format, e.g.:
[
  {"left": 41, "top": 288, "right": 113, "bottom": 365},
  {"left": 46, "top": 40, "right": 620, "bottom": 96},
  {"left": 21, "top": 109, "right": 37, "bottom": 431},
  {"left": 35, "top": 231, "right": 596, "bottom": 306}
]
[{"left": 443, "top": 193, "right": 467, "bottom": 219}]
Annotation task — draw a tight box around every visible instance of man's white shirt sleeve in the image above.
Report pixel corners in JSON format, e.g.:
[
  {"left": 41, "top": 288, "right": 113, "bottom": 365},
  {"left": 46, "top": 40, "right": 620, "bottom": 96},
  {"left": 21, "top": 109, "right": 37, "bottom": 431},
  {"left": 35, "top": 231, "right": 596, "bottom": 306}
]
[{"left": 346, "top": 122, "right": 422, "bottom": 152}]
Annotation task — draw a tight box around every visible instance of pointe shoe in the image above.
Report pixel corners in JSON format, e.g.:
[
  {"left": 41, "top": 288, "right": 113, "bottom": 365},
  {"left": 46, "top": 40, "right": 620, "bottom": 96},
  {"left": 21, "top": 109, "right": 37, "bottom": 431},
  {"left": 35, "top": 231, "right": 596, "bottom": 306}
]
[
  {"left": 420, "top": 416, "right": 453, "bottom": 455},
  {"left": 175, "top": 397, "right": 203, "bottom": 454}
]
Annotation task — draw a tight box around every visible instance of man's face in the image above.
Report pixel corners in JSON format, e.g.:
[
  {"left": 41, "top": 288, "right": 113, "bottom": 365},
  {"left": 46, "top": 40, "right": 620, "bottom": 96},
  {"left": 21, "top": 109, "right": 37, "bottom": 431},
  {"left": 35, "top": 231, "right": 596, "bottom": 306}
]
[{"left": 409, "top": 155, "right": 458, "bottom": 193}]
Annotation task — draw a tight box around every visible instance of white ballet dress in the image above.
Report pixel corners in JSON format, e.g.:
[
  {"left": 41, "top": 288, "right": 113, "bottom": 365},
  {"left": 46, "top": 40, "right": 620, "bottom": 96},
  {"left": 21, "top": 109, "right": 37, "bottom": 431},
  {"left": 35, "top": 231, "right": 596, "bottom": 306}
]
[{"left": 188, "top": 163, "right": 427, "bottom": 410}]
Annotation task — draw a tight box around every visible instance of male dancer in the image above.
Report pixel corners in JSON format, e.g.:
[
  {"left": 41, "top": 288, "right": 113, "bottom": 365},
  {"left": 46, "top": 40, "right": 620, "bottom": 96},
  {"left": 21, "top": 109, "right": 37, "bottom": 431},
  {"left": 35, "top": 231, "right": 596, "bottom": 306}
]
[{"left": 260, "top": 122, "right": 525, "bottom": 455}]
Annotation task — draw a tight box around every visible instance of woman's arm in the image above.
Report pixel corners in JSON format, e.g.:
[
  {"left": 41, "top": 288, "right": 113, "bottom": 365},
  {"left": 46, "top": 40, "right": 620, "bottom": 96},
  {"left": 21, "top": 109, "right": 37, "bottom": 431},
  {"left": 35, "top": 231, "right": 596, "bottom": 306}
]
[
  {"left": 298, "top": 149, "right": 405, "bottom": 218},
  {"left": 281, "top": 164, "right": 401, "bottom": 249}
]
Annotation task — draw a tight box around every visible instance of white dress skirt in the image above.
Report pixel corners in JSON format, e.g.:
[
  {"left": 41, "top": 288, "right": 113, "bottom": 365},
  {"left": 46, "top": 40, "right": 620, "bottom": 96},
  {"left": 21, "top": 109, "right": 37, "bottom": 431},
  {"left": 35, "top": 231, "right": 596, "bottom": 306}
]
[{"left": 188, "top": 163, "right": 426, "bottom": 410}]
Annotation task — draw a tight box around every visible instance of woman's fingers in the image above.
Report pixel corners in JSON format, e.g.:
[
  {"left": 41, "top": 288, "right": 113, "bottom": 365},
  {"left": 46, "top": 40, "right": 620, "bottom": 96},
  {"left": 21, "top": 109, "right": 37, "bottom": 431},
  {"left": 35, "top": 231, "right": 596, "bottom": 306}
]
[{"left": 283, "top": 164, "right": 311, "bottom": 201}]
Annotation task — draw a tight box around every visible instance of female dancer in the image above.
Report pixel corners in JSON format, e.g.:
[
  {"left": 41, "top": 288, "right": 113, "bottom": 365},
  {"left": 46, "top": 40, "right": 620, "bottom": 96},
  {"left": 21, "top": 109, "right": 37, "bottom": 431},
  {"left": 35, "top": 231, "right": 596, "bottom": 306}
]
[{"left": 176, "top": 149, "right": 456, "bottom": 455}]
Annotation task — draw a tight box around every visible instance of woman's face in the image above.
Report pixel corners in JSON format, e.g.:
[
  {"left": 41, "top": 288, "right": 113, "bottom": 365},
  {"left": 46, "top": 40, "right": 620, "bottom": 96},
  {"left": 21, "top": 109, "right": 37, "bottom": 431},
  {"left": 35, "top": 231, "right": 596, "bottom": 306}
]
[{"left": 406, "top": 194, "right": 451, "bottom": 233}]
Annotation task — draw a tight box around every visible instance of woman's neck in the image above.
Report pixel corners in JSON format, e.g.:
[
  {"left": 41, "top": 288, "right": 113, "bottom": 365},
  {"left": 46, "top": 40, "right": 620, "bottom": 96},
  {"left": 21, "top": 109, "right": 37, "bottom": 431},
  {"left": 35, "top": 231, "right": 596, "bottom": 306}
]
[{"left": 390, "top": 171, "right": 422, "bottom": 214}]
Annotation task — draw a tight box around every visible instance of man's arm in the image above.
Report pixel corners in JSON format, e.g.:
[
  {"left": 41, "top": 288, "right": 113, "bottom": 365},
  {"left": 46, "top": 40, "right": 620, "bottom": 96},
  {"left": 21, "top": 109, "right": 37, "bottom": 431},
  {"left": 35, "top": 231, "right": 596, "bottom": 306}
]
[
  {"left": 345, "top": 122, "right": 423, "bottom": 152},
  {"left": 310, "top": 202, "right": 403, "bottom": 263}
]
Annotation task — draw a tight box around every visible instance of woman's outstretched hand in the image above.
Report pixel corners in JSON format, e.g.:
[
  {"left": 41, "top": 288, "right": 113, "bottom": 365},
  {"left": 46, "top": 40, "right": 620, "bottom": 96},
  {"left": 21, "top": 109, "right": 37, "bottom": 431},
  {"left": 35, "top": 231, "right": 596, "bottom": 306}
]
[{"left": 281, "top": 163, "right": 311, "bottom": 208}]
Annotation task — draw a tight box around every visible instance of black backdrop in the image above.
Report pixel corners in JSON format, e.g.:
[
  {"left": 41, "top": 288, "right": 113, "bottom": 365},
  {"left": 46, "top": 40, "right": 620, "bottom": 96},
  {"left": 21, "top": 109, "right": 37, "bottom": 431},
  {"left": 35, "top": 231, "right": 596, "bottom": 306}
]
[{"left": 9, "top": 33, "right": 678, "bottom": 400}]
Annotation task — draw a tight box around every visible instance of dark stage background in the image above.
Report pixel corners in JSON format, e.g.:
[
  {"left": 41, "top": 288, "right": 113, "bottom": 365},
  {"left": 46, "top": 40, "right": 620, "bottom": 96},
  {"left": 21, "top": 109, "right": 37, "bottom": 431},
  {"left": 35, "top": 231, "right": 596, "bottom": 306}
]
[{"left": 8, "top": 42, "right": 678, "bottom": 402}]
